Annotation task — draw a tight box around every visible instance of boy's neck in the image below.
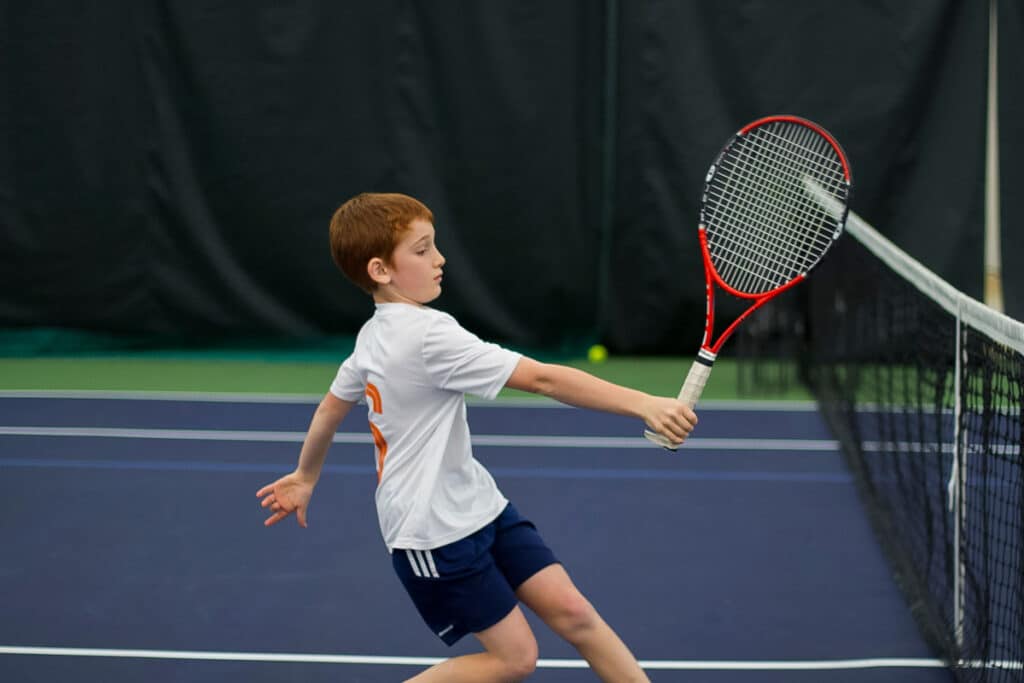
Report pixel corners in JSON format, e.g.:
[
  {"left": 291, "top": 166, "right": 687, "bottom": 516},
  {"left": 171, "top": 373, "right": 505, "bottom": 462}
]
[{"left": 372, "top": 294, "right": 424, "bottom": 307}]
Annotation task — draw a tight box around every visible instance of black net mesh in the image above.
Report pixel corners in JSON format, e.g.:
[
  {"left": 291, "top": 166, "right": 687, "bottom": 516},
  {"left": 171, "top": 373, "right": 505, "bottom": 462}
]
[{"left": 740, "top": 220, "right": 1024, "bottom": 681}]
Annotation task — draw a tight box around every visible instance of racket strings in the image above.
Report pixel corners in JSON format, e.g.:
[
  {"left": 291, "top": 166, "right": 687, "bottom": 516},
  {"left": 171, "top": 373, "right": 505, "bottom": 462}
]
[
  {"left": 709, "top": 172, "right": 831, "bottom": 290},
  {"left": 752, "top": 126, "right": 849, "bottom": 206},
  {"left": 709, "top": 165, "right": 837, "bottom": 281},
  {"left": 755, "top": 126, "right": 847, "bottom": 176},
  {"left": 724, "top": 125, "right": 845, "bottom": 200},
  {"left": 708, "top": 176, "right": 826, "bottom": 288},
  {"left": 718, "top": 127, "right": 844, "bottom": 255},
  {"left": 712, "top": 152, "right": 836, "bottom": 265},
  {"left": 704, "top": 121, "right": 848, "bottom": 294},
  {"left": 722, "top": 125, "right": 846, "bottom": 229}
]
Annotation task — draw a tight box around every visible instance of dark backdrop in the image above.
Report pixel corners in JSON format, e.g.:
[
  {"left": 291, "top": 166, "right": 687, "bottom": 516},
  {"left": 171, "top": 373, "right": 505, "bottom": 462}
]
[{"left": 0, "top": 1, "right": 1012, "bottom": 353}]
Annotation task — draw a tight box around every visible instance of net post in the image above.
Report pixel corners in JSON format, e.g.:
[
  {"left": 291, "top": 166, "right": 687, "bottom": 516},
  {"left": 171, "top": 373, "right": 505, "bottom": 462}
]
[
  {"left": 950, "top": 301, "right": 965, "bottom": 652},
  {"left": 984, "top": 0, "right": 1003, "bottom": 312}
]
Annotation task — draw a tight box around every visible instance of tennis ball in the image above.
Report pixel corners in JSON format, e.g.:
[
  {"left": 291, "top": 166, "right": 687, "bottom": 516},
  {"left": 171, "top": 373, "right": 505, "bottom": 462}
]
[{"left": 587, "top": 344, "right": 608, "bottom": 364}]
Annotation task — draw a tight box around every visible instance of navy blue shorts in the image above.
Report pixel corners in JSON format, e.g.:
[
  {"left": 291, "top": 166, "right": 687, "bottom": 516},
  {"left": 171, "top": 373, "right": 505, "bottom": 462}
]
[{"left": 391, "top": 503, "right": 559, "bottom": 645}]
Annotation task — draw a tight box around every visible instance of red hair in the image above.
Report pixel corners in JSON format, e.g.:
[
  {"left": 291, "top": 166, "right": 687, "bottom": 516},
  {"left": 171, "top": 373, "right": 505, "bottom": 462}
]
[{"left": 329, "top": 193, "right": 434, "bottom": 293}]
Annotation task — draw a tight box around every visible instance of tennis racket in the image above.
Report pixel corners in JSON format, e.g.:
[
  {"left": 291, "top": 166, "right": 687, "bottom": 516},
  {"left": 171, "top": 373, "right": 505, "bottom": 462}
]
[{"left": 646, "top": 115, "right": 852, "bottom": 449}]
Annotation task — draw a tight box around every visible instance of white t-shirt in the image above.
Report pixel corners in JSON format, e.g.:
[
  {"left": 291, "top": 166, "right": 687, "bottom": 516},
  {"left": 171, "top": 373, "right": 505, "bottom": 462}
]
[{"left": 329, "top": 303, "right": 522, "bottom": 552}]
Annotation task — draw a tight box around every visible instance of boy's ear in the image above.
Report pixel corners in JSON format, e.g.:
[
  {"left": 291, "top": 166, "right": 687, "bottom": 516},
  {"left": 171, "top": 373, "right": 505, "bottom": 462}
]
[{"left": 367, "top": 257, "right": 390, "bottom": 286}]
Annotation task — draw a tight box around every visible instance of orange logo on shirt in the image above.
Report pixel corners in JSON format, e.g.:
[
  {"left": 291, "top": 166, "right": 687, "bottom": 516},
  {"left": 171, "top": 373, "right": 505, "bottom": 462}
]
[{"left": 365, "top": 383, "right": 387, "bottom": 484}]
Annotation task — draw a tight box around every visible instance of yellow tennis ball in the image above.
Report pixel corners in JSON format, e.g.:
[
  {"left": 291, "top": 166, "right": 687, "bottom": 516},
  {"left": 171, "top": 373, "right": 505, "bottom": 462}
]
[{"left": 587, "top": 344, "right": 608, "bottom": 364}]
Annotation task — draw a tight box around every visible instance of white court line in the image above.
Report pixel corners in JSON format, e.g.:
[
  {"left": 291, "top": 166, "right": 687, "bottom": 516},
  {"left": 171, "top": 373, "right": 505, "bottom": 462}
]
[
  {"left": 0, "top": 426, "right": 838, "bottom": 451},
  {"left": 0, "top": 646, "right": 948, "bottom": 670},
  {"left": 0, "top": 389, "right": 323, "bottom": 403},
  {"left": 0, "top": 389, "right": 820, "bottom": 411}
]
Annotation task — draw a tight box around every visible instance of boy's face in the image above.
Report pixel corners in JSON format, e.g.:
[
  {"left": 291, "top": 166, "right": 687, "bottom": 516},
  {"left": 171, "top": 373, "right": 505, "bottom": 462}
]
[{"left": 373, "top": 219, "right": 446, "bottom": 305}]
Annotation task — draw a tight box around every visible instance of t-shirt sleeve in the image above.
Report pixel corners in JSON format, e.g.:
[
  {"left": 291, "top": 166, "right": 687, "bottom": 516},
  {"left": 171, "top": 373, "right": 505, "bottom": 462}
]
[
  {"left": 422, "top": 314, "right": 522, "bottom": 400},
  {"left": 329, "top": 354, "right": 366, "bottom": 402}
]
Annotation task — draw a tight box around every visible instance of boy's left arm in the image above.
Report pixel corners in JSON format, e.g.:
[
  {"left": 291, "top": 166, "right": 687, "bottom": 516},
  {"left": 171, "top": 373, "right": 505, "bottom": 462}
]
[{"left": 257, "top": 392, "right": 355, "bottom": 527}]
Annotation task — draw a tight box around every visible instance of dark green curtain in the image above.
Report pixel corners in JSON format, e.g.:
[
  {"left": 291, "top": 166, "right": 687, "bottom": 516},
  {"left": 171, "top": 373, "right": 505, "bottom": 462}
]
[{"left": 0, "top": 1, "right": 999, "bottom": 353}]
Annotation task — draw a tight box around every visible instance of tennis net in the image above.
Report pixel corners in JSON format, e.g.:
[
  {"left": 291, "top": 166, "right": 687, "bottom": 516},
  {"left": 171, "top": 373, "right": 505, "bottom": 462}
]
[{"left": 792, "top": 211, "right": 1024, "bottom": 681}]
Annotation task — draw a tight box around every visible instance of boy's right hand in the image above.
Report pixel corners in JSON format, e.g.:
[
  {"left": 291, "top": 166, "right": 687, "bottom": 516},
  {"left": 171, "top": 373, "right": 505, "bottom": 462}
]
[
  {"left": 257, "top": 472, "right": 316, "bottom": 528},
  {"left": 640, "top": 396, "right": 698, "bottom": 447}
]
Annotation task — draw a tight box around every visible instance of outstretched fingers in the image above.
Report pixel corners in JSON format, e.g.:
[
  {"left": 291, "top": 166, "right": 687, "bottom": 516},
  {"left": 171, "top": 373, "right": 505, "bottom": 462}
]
[
  {"left": 264, "top": 509, "right": 291, "bottom": 527},
  {"left": 260, "top": 494, "right": 296, "bottom": 526},
  {"left": 257, "top": 481, "right": 309, "bottom": 528}
]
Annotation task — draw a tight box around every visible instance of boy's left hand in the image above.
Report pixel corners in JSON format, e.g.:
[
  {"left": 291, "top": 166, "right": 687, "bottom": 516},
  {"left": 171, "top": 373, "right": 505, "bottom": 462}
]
[{"left": 257, "top": 472, "right": 315, "bottom": 528}]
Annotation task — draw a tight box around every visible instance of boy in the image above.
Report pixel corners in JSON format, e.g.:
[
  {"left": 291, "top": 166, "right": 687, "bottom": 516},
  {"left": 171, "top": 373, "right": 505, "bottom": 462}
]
[{"left": 257, "top": 192, "right": 697, "bottom": 682}]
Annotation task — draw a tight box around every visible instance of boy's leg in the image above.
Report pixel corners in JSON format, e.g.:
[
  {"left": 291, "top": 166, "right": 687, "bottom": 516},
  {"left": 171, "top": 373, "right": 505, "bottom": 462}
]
[
  {"left": 404, "top": 605, "right": 538, "bottom": 683},
  {"left": 515, "top": 564, "right": 650, "bottom": 683}
]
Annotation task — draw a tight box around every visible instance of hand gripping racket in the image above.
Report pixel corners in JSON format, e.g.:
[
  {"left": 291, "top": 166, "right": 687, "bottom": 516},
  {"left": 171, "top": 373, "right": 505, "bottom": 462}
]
[{"left": 645, "top": 115, "right": 852, "bottom": 449}]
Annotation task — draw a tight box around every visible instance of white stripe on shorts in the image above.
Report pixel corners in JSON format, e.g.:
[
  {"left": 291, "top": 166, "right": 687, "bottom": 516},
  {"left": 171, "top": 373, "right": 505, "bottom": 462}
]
[
  {"left": 416, "top": 550, "right": 438, "bottom": 578},
  {"left": 415, "top": 551, "right": 432, "bottom": 578},
  {"left": 405, "top": 550, "right": 423, "bottom": 578},
  {"left": 423, "top": 550, "right": 440, "bottom": 578}
]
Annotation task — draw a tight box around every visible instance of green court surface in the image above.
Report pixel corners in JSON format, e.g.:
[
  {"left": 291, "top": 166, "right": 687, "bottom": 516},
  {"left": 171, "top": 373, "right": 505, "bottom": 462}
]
[{"left": 0, "top": 354, "right": 810, "bottom": 401}]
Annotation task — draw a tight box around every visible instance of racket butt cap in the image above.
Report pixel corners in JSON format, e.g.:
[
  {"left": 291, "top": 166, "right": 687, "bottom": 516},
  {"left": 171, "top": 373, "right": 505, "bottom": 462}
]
[{"left": 643, "top": 429, "right": 679, "bottom": 451}]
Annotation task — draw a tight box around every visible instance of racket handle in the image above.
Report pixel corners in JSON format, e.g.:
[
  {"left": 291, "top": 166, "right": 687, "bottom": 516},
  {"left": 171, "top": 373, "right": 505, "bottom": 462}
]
[
  {"left": 643, "top": 355, "right": 714, "bottom": 450},
  {"left": 676, "top": 355, "right": 713, "bottom": 407}
]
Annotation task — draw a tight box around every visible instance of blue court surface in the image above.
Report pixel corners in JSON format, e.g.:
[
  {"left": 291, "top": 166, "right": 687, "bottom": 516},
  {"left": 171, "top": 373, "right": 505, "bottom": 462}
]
[{"left": 0, "top": 393, "right": 954, "bottom": 682}]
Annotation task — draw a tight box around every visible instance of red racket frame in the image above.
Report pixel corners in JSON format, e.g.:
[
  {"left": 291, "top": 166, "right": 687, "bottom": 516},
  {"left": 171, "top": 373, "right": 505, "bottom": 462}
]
[
  {"left": 643, "top": 115, "right": 851, "bottom": 450},
  {"left": 697, "top": 114, "right": 852, "bottom": 357}
]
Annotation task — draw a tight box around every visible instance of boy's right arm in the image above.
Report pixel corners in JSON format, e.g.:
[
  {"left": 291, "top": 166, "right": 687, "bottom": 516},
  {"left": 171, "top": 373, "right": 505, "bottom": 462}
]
[
  {"left": 257, "top": 392, "right": 355, "bottom": 527},
  {"left": 505, "top": 357, "right": 697, "bottom": 446}
]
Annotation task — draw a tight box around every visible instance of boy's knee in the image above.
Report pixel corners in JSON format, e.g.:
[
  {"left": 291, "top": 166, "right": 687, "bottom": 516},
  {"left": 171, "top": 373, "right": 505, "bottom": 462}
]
[
  {"left": 500, "top": 643, "right": 538, "bottom": 681},
  {"left": 506, "top": 655, "right": 537, "bottom": 681},
  {"left": 552, "top": 592, "right": 599, "bottom": 640},
  {"left": 493, "top": 634, "right": 540, "bottom": 679}
]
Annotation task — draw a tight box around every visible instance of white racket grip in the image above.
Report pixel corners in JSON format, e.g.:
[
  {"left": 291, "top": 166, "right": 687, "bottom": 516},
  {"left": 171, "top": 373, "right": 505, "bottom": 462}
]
[
  {"left": 676, "top": 357, "right": 712, "bottom": 407},
  {"left": 643, "top": 355, "right": 714, "bottom": 450}
]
